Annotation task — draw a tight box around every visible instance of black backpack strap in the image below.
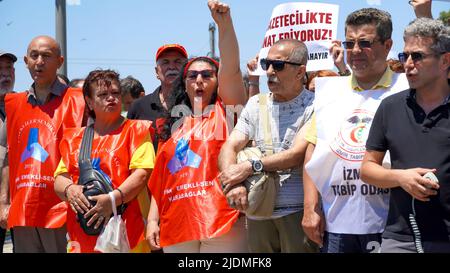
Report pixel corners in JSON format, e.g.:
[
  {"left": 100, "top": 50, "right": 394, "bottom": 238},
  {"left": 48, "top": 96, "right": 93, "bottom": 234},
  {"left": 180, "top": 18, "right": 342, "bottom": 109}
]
[
  {"left": 77, "top": 125, "right": 114, "bottom": 193},
  {"left": 78, "top": 125, "right": 94, "bottom": 164},
  {"left": 0, "top": 107, "right": 5, "bottom": 122}
]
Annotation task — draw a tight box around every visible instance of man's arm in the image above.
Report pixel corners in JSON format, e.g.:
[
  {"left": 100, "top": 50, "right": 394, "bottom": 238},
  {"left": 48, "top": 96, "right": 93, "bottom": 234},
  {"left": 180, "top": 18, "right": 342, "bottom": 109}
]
[
  {"left": 218, "top": 129, "right": 251, "bottom": 179},
  {"left": 219, "top": 125, "right": 309, "bottom": 191},
  {"left": 361, "top": 150, "right": 438, "bottom": 202},
  {"left": 301, "top": 142, "right": 325, "bottom": 247},
  {"left": 410, "top": 0, "right": 433, "bottom": 18},
  {"left": 330, "top": 40, "right": 350, "bottom": 75},
  {"left": 261, "top": 125, "right": 309, "bottom": 172},
  {"left": 246, "top": 55, "right": 260, "bottom": 97},
  {"left": 208, "top": 1, "right": 247, "bottom": 106}
]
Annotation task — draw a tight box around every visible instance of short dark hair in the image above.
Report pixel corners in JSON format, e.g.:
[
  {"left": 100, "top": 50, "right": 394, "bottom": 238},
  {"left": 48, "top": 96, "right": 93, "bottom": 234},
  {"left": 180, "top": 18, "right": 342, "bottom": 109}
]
[
  {"left": 120, "top": 76, "right": 145, "bottom": 99},
  {"left": 82, "top": 69, "right": 120, "bottom": 119},
  {"left": 69, "top": 78, "right": 85, "bottom": 88},
  {"left": 345, "top": 8, "right": 393, "bottom": 42}
]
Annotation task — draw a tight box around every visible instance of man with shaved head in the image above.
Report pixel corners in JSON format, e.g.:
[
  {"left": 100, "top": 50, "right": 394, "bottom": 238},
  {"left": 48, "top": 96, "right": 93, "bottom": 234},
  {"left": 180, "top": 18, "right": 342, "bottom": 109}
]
[
  {"left": 0, "top": 36, "right": 85, "bottom": 252},
  {"left": 218, "top": 39, "right": 316, "bottom": 253}
]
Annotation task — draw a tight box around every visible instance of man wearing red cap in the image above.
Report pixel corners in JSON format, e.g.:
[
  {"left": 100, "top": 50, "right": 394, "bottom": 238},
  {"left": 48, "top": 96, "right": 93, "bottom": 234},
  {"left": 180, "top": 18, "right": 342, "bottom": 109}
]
[{"left": 127, "top": 44, "right": 188, "bottom": 150}]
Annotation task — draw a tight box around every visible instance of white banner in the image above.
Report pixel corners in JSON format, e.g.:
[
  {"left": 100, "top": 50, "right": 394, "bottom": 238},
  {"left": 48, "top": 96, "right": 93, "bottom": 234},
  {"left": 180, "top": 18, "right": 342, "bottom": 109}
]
[{"left": 255, "top": 2, "right": 339, "bottom": 75}]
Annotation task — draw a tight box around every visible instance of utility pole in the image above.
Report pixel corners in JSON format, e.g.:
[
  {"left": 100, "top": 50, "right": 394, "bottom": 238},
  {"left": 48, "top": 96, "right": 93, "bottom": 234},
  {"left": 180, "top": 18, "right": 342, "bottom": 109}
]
[
  {"left": 55, "top": 0, "right": 67, "bottom": 76},
  {"left": 208, "top": 22, "right": 216, "bottom": 59}
]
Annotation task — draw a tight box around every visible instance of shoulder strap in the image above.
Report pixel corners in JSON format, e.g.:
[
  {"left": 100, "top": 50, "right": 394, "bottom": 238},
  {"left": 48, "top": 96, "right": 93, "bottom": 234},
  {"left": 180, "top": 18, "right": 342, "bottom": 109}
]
[
  {"left": 79, "top": 125, "right": 94, "bottom": 164},
  {"left": 0, "top": 107, "right": 5, "bottom": 122},
  {"left": 259, "top": 94, "right": 273, "bottom": 155},
  {"left": 78, "top": 125, "right": 97, "bottom": 186}
]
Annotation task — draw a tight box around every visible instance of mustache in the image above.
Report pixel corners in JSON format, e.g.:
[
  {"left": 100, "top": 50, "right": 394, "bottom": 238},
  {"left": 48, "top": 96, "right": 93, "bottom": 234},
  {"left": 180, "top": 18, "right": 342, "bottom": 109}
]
[
  {"left": 165, "top": 70, "right": 179, "bottom": 77},
  {"left": 268, "top": 75, "right": 279, "bottom": 83}
]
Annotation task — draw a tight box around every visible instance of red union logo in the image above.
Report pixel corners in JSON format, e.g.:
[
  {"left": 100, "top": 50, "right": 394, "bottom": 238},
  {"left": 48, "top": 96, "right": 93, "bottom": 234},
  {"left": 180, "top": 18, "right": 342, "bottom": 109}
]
[{"left": 330, "top": 109, "right": 375, "bottom": 162}]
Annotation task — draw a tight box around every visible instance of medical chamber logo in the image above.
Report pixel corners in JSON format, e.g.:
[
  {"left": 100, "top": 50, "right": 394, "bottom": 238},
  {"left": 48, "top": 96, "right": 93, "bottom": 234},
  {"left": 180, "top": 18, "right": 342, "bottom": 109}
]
[{"left": 330, "top": 109, "right": 374, "bottom": 162}]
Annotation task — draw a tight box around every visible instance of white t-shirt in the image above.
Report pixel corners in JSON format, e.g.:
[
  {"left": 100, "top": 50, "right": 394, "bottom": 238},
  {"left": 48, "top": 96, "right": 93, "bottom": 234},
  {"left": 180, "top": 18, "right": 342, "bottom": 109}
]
[{"left": 305, "top": 73, "right": 409, "bottom": 234}]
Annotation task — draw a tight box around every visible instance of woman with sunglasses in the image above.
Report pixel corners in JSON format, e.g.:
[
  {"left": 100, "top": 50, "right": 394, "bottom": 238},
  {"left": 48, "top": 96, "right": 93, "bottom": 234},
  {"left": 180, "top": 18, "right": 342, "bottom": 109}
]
[
  {"left": 146, "top": 1, "right": 248, "bottom": 253},
  {"left": 54, "top": 69, "right": 155, "bottom": 252}
]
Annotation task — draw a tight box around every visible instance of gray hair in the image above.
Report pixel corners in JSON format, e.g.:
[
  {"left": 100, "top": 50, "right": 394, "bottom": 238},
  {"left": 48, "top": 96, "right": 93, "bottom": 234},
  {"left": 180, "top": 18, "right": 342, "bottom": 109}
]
[
  {"left": 404, "top": 18, "right": 450, "bottom": 54},
  {"left": 345, "top": 8, "right": 392, "bottom": 42},
  {"left": 274, "top": 39, "right": 308, "bottom": 65}
]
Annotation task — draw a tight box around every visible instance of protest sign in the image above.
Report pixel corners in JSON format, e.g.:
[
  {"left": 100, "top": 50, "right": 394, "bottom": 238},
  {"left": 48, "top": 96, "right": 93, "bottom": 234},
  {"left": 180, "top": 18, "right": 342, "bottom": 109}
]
[{"left": 254, "top": 2, "right": 339, "bottom": 75}]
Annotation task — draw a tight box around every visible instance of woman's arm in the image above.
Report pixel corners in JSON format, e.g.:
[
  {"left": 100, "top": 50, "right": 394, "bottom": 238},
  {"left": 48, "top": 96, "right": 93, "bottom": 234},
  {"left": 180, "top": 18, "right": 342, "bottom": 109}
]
[
  {"left": 84, "top": 168, "right": 152, "bottom": 228},
  {"left": 55, "top": 172, "right": 91, "bottom": 214},
  {"left": 208, "top": 0, "right": 247, "bottom": 106},
  {"left": 146, "top": 195, "right": 161, "bottom": 250}
]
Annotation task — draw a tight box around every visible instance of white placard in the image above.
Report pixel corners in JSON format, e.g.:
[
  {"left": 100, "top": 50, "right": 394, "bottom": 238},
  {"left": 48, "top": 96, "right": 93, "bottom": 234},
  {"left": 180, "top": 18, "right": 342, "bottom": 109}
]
[{"left": 254, "top": 2, "right": 340, "bottom": 75}]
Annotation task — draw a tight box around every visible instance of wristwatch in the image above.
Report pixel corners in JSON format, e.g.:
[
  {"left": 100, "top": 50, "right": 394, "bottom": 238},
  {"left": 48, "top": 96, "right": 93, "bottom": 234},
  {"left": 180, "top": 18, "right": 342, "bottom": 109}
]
[{"left": 249, "top": 159, "right": 264, "bottom": 174}]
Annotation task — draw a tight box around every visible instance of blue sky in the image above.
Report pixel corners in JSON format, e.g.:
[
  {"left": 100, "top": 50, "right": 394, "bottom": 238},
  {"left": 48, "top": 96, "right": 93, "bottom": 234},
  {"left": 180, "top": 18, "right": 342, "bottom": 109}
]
[{"left": 1, "top": 0, "right": 449, "bottom": 93}]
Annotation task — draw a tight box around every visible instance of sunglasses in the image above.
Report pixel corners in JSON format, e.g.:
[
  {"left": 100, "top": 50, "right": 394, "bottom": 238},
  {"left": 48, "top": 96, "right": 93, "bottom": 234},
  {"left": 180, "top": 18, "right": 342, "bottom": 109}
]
[
  {"left": 260, "top": 58, "right": 303, "bottom": 71},
  {"left": 185, "top": 70, "right": 215, "bottom": 80},
  {"left": 398, "top": 51, "right": 441, "bottom": 63},
  {"left": 342, "top": 39, "right": 379, "bottom": 49}
]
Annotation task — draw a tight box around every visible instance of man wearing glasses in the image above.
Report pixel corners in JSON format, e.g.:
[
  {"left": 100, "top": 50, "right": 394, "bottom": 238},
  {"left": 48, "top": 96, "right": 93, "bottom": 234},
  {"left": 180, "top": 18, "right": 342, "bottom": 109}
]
[
  {"left": 302, "top": 8, "right": 409, "bottom": 253},
  {"left": 361, "top": 18, "right": 450, "bottom": 253},
  {"left": 218, "top": 39, "right": 316, "bottom": 253}
]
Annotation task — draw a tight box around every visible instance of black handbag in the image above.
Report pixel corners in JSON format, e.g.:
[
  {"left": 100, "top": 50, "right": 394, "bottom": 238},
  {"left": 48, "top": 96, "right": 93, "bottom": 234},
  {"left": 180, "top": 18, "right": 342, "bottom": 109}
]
[{"left": 77, "top": 125, "right": 125, "bottom": 236}]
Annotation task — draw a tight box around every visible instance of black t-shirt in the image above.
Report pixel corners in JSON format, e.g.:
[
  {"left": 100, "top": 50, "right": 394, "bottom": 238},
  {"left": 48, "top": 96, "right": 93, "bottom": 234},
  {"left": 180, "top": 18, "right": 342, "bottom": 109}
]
[
  {"left": 127, "top": 86, "right": 167, "bottom": 150},
  {"left": 366, "top": 89, "right": 450, "bottom": 242}
]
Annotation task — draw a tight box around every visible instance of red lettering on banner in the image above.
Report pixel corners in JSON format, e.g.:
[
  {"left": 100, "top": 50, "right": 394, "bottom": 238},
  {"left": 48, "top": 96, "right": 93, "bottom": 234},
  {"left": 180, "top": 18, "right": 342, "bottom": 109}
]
[
  {"left": 267, "top": 11, "right": 334, "bottom": 30},
  {"left": 275, "top": 29, "right": 332, "bottom": 44},
  {"left": 262, "top": 34, "right": 277, "bottom": 48}
]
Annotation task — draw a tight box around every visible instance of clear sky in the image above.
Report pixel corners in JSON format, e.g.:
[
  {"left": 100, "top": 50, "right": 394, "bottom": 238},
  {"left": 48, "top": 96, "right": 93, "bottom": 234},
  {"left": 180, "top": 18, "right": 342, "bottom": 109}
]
[{"left": 1, "top": 0, "right": 449, "bottom": 93}]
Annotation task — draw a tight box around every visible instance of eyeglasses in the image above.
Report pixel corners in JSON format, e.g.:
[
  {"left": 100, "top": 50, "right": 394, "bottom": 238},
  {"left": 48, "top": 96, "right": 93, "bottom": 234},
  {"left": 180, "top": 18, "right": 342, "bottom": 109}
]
[
  {"left": 342, "top": 39, "right": 380, "bottom": 49},
  {"left": 398, "top": 51, "right": 442, "bottom": 63},
  {"left": 185, "top": 70, "right": 215, "bottom": 80},
  {"left": 260, "top": 58, "right": 303, "bottom": 72}
]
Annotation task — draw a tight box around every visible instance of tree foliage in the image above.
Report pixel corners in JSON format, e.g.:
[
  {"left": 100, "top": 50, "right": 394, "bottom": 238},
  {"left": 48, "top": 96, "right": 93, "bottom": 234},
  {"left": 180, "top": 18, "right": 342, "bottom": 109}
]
[{"left": 439, "top": 10, "right": 450, "bottom": 26}]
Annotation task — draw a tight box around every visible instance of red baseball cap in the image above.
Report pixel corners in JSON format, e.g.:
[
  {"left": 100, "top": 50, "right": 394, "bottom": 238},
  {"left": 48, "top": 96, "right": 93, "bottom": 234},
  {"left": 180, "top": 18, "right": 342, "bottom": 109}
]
[{"left": 155, "top": 44, "right": 188, "bottom": 61}]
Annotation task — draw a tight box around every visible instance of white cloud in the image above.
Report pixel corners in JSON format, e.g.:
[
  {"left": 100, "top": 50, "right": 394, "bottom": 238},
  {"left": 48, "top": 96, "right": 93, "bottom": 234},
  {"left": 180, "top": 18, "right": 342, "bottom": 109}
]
[
  {"left": 366, "top": 0, "right": 382, "bottom": 6},
  {"left": 67, "top": 0, "right": 81, "bottom": 5}
]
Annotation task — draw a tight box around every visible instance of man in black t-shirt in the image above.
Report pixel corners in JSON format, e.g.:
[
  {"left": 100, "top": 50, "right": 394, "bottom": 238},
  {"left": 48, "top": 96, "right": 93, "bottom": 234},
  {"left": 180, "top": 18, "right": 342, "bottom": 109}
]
[
  {"left": 127, "top": 44, "right": 188, "bottom": 150},
  {"left": 361, "top": 18, "right": 450, "bottom": 253}
]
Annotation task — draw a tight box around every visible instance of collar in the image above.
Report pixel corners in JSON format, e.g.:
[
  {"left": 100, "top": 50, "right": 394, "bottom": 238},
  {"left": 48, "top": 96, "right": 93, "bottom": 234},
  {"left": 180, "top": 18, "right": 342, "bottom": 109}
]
[
  {"left": 351, "top": 67, "right": 394, "bottom": 92},
  {"left": 408, "top": 89, "right": 450, "bottom": 105},
  {"left": 28, "top": 79, "right": 67, "bottom": 105}
]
